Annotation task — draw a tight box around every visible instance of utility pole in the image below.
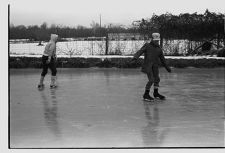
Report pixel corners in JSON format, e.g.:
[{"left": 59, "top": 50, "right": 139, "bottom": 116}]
[
  {"left": 105, "top": 25, "right": 109, "bottom": 55},
  {"left": 99, "top": 14, "right": 102, "bottom": 37},
  {"left": 223, "top": 16, "right": 225, "bottom": 119},
  {"left": 100, "top": 14, "right": 101, "bottom": 29},
  {"left": 223, "top": 16, "right": 225, "bottom": 33},
  {"left": 223, "top": 16, "right": 225, "bottom": 46}
]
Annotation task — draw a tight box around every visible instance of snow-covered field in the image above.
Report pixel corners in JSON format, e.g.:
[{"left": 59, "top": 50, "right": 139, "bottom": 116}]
[{"left": 10, "top": 40, "right": 145, "bottom": 56}]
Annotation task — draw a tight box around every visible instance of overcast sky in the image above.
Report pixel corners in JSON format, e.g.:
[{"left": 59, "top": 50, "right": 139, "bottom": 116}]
[{"left": 9, "top": 0, "right": 225, "bottom": 27}]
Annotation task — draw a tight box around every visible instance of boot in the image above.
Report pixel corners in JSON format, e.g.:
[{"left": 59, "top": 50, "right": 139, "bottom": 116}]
[
  {"left": 38, "top": 76, "right": 45, "bottom": 89},
  {"left": 153, "top": 88, "right": 165, "bottom": 100},
  {"left": 143, "top": 90, "right": 154, "bottom": 101},
  {"left": 50, "top": 76, "right": 57, "bottom": 88}
]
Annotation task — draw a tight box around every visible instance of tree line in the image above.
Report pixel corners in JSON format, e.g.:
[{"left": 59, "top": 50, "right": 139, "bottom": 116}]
[
  {"left": 10, "top": 9, "right": 224, "bottom": 43},
  {"left": 10, "top": 22, "right": 135, "bottom": 41},
  {"left": 133, "top": 9, "right": 224, "bottom": 48}
]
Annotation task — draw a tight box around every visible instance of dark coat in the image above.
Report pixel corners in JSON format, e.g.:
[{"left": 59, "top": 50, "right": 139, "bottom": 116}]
[{"left": 133, "top": 41, "right": 169, "bottom": 74}]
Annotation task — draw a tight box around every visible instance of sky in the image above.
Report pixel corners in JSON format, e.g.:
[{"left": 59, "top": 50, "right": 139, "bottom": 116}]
[{"left": 8, "top": 0, "right": 225, "bottom": 27}]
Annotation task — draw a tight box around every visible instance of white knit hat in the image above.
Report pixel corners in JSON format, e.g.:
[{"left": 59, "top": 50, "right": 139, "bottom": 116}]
[{"left": 152, "top": 33, "right": 160, "bottom": 40}]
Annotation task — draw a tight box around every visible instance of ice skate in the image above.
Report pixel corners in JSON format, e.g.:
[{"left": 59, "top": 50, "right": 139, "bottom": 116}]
[
  {"left": 143, "top": 93, "right": 154, "bottom": 102},
  {"left": 153, "top": 89, "right": 165, "bottom": 100},
  {"left": 38, "top": 76, "right": 45, "bottom": 90},
  {"left": 38, "top": 84, "right": 45, "bottom": 90},
  {"left": 50, "top": 76, "right": 57, "bottom": 88},
  {"left": 50, "top": 84, "right": 57, "bottom": 88}
]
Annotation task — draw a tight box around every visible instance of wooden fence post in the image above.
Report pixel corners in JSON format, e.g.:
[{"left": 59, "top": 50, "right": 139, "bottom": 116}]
[{"left": 105, "top": 33, "right": 109, "bottom": 55}]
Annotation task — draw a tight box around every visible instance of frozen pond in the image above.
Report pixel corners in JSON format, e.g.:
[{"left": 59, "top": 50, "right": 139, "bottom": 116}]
[{"left": 10, "top": 68, "right": 225, "bottom": 148}]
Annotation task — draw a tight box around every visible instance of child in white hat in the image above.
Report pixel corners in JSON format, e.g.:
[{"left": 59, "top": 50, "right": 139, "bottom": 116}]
[{"left": 38, "top": 34, "right": 59, "bottom": 89}]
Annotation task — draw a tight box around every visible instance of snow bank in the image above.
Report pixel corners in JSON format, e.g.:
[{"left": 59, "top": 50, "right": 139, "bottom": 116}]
[{"left": 10, "top": 54, "right": 225, "bottom": 60}]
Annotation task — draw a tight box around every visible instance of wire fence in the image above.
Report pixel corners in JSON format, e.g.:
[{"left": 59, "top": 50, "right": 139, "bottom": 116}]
[
  {"left": 9, "top": 40, "right": 145, "bottom": 56},
  {"left": 10, "top": 39, "right": 223, "bottom": 56}
]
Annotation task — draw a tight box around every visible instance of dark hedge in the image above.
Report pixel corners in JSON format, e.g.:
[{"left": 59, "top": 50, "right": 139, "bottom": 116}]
[{"left": 9, "top": 57, "right": 225, "bottom": 69}]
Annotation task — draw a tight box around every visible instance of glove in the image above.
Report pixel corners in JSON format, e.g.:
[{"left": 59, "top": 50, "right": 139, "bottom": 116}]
[
  {"left": 46, "top": 57, "right": 51, "bottom": 64},
  {"left": 166, "top": 67, "right": 172, "bottom": 73}
]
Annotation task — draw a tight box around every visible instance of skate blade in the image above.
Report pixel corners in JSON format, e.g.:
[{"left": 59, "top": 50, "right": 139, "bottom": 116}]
[
  {"left": 154, "top": 97, "right": 166, "bottom": 100},
  {"left": 154, "top": 98, "right": 166, "bottom": 102},
  {"left": 38, "top": 88, "right": 44, "bottom": 91},
  {"left": 143, "top": 98, "right": 154, "bottom": 102},
  {"left": 50, "top": 85, "right": 57, "bottom": 89}
]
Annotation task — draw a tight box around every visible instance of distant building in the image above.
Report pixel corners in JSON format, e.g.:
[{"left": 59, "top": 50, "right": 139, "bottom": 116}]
[
  {"left": 61, "top": 37, "right": 106, "bottom": 41},
  {"left": 61, "top": 38, "right": 76, "bottom": 41},
  {"left": 10, "top": 39, "right": 30, "bottom": 43},
  {"left": 84, "top": 37, "right": 106, "bottom": 41},
  {"left": 108, "top": 33, "right": 145, "bottom": 40}
]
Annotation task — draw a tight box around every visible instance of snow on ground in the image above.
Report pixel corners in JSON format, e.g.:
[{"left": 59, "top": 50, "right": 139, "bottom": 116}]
[{"left": 9, "top": 41, "right": 144, "bottom": 56}]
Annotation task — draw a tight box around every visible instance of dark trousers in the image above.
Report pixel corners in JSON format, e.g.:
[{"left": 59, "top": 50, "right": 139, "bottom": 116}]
[
  {"left": 145, "top": 65, "right": 160, "bottom": 90},
  {"left": 41, "top": 55, "right": 57, "bottom": 76}
]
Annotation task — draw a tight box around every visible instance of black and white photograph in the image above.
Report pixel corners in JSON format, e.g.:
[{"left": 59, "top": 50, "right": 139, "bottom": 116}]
[{"left": 3, "top": 0, "right": 225, "bottom": 150}]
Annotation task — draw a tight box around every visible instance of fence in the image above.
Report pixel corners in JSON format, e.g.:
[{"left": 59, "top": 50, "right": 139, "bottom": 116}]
[
  {"left": 9, "top": 40, "right": 145, "bottom": 56},
  {"left": 10, "top": 39, "right": 224, "bottom": 56}
]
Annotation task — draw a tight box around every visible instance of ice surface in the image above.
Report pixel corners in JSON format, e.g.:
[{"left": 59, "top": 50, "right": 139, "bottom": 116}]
[{"left": 10, "top": 68, "right": 225, "bottom": 148}]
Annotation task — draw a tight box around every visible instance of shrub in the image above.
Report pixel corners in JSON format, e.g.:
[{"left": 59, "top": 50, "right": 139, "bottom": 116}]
[
  {"left": 9, "top": 56, "right": 225, "bottom": 68},
  {"left": 217, "top": 48, "right": 225, "bottom": 57}
]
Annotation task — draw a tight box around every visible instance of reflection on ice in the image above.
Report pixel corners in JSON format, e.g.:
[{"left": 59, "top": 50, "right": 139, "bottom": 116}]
[
  {"left": 142, "top": 102, "right": 169, "bottom": 147},
  {"left": 40, "top": 89, "right": 61, "bottom": 139}
]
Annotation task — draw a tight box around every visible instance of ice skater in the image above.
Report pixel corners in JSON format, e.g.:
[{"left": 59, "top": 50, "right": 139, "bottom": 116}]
[
  {"left": 38, "top": 34, "right": 59, "bottom": 89},
  {"left": 131, "top": 33, "right": 171, "bottom": 101}
]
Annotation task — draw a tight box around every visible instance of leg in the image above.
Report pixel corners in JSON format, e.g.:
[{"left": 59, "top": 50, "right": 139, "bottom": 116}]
[
  {"left": 38, "top": 56, "right": 48, "bottom": 89},
  {"left": 49, "top": 58, "right": 57, "bottom": 88},
  {"left": 145, "top": 72, "right": 154, "bottom": 91},
  {"left": 41, "top": 55, "right": 49, "bottom": 77},
  {"left": 152, "top": 65, "right": 160, "bottom": 88},
  {"left": 152, "top": 66, "right": 165, "bottom": 100},
  {"left": 143, "top": 69, "right": 154, "bottom": 101}
]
